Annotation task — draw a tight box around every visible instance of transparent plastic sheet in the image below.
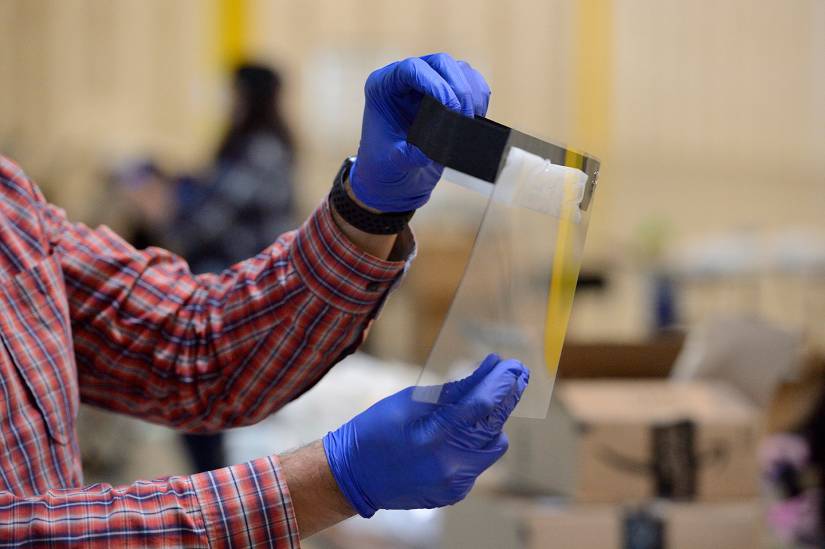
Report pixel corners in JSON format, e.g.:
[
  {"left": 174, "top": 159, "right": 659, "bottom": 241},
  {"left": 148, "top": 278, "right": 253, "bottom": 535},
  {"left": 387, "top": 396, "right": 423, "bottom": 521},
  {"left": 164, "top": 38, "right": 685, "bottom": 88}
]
[{"left": 412, "top": 146, "right": 596, "bottom": 418}]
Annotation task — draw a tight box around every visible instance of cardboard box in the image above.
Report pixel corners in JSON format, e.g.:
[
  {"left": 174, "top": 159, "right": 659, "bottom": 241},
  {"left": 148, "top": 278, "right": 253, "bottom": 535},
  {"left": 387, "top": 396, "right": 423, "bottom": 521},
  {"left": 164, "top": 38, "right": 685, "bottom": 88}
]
[
  {"left": 558, "top": 338, "right": 684, "bottom": 379},
  {"left": 503, "top": 380, "right": 759, "bottom": 502},
  {"left": 442, "top": 493, "right": 765, "bottom": 549}
]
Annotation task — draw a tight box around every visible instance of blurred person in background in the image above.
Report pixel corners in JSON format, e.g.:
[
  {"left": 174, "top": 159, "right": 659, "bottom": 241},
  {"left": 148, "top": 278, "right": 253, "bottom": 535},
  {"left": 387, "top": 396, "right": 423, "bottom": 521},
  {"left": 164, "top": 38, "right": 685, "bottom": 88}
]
[
  {"left": 0, "top": 53, "right": 529, "bottom": 546},
  {"left": 172, "top": 63, "right": 298, "bottom": 474},
  {"left": 175, "top": 63, "right": 297, "bottom": 274},
  {"left": 112, "top": 64, "right": 299, "bottom": 474}
]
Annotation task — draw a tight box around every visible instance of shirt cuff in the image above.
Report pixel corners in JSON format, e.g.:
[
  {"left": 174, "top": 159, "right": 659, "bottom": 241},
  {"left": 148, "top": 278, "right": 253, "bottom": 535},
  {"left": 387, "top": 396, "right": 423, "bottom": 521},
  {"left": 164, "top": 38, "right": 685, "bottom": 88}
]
[
  {"left": 291, "top": 199, "right": 415, "bottom": 314},
  {"left": 191, "top": 455, "right": 301, "bottom": 548}
]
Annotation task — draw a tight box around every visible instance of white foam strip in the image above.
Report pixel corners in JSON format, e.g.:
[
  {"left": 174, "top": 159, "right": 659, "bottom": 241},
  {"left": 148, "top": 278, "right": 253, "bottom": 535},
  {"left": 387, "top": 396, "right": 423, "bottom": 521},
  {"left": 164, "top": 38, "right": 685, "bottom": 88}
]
[{"left": 443, "top": 148, "right": 587, "bottom": 222}]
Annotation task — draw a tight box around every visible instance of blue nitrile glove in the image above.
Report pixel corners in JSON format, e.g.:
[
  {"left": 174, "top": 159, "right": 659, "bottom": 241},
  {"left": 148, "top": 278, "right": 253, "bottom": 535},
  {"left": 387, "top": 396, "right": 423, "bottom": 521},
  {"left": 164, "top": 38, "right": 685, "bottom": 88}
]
[
  {"left": 349, "top": 53, "right": 492, "bottom": 212},
  {"left": 323, "top": 354, "right": 529, "bottom": 518}
]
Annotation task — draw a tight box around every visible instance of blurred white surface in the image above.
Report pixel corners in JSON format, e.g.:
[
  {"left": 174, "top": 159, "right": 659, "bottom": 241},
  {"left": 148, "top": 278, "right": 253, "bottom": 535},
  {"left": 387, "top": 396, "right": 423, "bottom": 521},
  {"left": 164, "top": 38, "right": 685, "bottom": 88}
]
[{"left": 226, "top": 352, "right": 426, "bottom": 460}]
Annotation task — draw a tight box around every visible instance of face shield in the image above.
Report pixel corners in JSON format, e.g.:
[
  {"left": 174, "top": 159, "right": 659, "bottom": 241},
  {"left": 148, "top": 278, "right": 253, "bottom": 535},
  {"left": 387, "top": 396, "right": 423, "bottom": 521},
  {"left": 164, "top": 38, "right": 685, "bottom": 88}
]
[{"left": 408, "top": 96, "right": 600, "bottom": 418}]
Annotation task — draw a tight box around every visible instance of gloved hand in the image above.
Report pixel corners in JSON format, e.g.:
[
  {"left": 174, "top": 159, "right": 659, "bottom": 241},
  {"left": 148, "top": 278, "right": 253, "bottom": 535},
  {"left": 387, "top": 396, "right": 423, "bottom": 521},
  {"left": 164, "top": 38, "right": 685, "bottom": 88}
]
[
  {"left": 349, "top": 53, "right": 492, "bottom": 213},
  {"left": 323, "top": 354, "right": 529, "bottom": 518}
]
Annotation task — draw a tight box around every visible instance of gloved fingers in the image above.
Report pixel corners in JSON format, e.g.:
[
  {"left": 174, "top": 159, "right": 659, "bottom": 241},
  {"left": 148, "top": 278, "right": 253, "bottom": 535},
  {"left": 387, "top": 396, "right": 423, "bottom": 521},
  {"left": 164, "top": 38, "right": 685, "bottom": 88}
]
[
  {"left": 447, "top": 368, "right": 528, "bottom": 448},
  {"left": 442, "top": 359, "right": 528, "bottom": 426},
  {"left": 391, "top": 57, "right": 462, "bottom": 114},
  {"left": 476, "top": 431, "right": 510, "bottom": 467},
  {"left": 479, "top": 368, "right": 530, "bottom": 433},
  {"left": 436, "top": 353, "right": 502, "bottom": 405},
  {"left": 488, "top": 431, "right": 510, "bottom": 456},
  {"left": 457, "top": 60, "right": 491, "bottom": 117},
  {"left": 445, "top": 433, "right": 510, "bottom": 503},
  {"left": 466, "top": 360, "right": 529, "bottom": 423},
  {"left": 420, "top": 53, "right": 476, "bottom": 118}
]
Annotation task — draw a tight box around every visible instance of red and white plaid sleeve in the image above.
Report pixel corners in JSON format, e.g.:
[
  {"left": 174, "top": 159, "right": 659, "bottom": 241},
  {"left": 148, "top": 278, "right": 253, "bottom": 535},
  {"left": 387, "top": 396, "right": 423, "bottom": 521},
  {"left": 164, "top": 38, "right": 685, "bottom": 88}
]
[
  {"left": 1, "top": 157, "right": 415, "bottom": 546},
  {"left": 25, "top": 181, "right": 411, "bottom": 547},
  {"left": 0, "top": 455, "right": 298, "bottom": 547},
  {"left": 38, "top": 195, "right": 411, "bottom": 431}
]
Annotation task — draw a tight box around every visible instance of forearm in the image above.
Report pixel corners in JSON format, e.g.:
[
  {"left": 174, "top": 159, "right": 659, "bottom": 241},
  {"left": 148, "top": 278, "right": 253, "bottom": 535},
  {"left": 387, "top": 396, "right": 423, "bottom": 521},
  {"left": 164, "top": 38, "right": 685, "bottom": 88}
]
[
  {"left": 57, "top": 198, "right": 410, "bottom": 430},
  {"left": 0, "top": 458, "right": 298, "bottom": 547},
  {"left": 280, "top": 440, "right": 355, "bottom": 537}
]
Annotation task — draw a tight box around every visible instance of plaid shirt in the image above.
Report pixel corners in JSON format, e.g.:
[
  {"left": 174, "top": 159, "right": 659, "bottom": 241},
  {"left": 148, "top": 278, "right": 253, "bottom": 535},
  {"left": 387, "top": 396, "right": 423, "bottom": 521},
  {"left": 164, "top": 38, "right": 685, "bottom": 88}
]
[{"left": 0, "top": 156, "right": 411, "bottom": 547}]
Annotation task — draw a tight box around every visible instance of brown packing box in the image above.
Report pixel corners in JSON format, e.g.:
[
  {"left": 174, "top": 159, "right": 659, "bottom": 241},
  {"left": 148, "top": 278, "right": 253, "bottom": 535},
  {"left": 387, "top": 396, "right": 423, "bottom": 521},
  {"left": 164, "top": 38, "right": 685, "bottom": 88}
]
[
  {"left": 442, "top": 493, "right": 765, "bottom": 549},
  {"left": 557, "top": 338, "right": 684, "bottom": 379},
  {"left": 503, "top": 380, "right": 759, "bottom": 502}
]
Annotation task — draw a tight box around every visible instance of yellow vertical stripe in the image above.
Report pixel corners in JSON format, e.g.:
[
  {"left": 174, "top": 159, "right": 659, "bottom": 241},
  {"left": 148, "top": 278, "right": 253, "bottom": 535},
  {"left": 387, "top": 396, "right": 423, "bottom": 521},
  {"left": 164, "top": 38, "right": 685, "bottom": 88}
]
[
  {"left": 543, "top": 157, "right": 582, "bottom": 377},
  {"left": 543, "top": 1, "right": 612, "bottom": 375},
  {"left": 219, "top": 0, "right": 248, "bottom": 69},
  {"left": 571, "top": 0, "right": 612, "bottom": 154}
]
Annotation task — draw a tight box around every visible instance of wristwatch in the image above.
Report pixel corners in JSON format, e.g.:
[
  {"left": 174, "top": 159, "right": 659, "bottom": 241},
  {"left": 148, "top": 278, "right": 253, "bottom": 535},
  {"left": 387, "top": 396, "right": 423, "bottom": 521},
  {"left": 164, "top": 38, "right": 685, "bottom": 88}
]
[{"left": 329, "top": 157, "right": 414, "bottom": 235}]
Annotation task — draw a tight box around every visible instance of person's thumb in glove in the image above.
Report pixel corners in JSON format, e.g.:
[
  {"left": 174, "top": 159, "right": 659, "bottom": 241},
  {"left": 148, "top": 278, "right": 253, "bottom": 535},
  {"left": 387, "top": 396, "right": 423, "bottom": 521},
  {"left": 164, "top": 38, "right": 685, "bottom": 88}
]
[
  {"left": 323, "top": 354, "right": 529, "bottom": 518},
  {"left": 434, "top": 358, "right": 530, "bottom": 450}
]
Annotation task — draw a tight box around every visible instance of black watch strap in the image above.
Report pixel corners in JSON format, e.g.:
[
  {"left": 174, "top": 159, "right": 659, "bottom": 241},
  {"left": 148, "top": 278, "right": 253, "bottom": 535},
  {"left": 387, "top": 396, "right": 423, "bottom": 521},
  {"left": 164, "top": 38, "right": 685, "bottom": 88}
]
[{"left": 329, "top": 158, "right": 414, "bottom": 235}]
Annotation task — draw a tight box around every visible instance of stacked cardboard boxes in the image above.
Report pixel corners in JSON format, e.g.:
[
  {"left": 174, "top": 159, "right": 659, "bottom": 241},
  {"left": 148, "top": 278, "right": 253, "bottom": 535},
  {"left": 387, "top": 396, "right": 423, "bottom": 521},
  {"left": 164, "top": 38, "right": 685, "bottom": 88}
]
[
  {"left": 443, "top": 494, "right": 763, "bottom": 549},
  {"left": 504, "top": 380, "right": 759, "bottom": 501},
  {"left": 444, "top": 380, "right": 764, "bottom": 548}
]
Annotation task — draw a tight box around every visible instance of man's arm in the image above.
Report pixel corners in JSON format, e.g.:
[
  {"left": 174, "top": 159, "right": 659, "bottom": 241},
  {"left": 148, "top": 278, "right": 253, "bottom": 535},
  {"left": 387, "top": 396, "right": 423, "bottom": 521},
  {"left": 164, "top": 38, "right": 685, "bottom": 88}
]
[
  {"left": 0, "top": 53, "right": 509, "bottom": 546},
  {"left": 280, "top": 441, "right": 355, "bottom": 537},
  {"left": 282, "top": 354, "right": 528, "bottom": 534},
  {"left": 0, "top": 444, "right": 343, "bottom": 546},
  {"left": 37, "top": 192, "right": 410, "bottom": 432},
  {"left": 35, "top": 54, "right": 487, "bottom": 433},
  {"left": 0, "top": 454, "right": 299, "bottom": 547},
  {"left": 0, "top": 355, "right": 527, "bottom": 547}
]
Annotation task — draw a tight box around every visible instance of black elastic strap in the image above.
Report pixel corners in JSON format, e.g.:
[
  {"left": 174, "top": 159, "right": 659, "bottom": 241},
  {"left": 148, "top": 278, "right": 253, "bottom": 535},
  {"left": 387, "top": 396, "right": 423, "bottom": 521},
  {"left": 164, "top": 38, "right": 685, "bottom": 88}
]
[
  {"left": 329, "top": 158, "right": 414, "bottom": 235},
  {"left": 407, "top": 95, "right": 511, "bottom": 183}
]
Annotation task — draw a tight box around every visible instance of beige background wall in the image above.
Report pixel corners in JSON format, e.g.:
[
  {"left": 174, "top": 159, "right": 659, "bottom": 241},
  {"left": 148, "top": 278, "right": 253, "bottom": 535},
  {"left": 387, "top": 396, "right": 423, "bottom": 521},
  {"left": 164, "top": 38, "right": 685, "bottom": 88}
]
[{"left": 1, "top": 0, "right": 821, "bottom": 243}]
